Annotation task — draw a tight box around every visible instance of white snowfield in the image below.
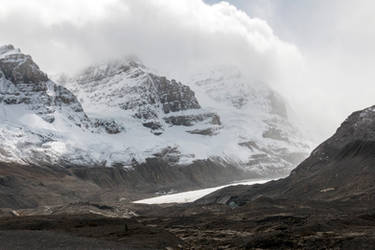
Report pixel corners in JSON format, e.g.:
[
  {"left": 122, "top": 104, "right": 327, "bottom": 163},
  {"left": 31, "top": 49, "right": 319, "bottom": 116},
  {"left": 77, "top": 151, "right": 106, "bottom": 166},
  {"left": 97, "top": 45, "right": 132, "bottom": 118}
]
[{"left": 133, "top": 179, "right": 272, "bottom": 204}]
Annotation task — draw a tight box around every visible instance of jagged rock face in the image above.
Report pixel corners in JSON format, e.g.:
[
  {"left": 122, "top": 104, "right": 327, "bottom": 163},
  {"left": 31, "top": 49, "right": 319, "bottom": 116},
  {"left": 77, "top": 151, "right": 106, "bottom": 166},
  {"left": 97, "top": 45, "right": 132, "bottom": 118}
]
[
  {"left": 0, "top": 45, "right": 90, "bottom": 127},
  {"left": 148, "top": 75, "right": 200, "bottom": 114},
  {"left": 0, "top": 45, "right": 48, "bottom": 84},
  {"left": 63, "top": 59, "right": 219, "bottom": 134}
]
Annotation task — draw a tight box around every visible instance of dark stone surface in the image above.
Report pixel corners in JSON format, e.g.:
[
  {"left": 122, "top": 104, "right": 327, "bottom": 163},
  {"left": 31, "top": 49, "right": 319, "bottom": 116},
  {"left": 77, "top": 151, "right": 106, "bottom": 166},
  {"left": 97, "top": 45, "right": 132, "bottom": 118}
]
[
  {"left": 93, "top": 118, "right": 125, "bottom": 134},
  {"left": 187, "top": 127, "right": 218, "bottom": 136},
  {"left": 164, "top": 113, "right": 221, "bottom": 126},
  {"left": 150, "top": 75, "right": 201, "bottom": 114}
]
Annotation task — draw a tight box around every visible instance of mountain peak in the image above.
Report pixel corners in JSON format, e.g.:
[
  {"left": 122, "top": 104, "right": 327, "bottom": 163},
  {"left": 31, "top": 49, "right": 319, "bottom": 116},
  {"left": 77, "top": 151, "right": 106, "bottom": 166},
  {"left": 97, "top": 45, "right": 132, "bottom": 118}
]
[
  {"left": 311, "top": 105, "right": 375, "bottom": 158},
  {"left": 0, "top": 44, "right": 18, "bottom": 56},
  {"left": 0, "top": 44, "right": 48, "bottom": 84},
  {"left": 0, "top": 44, "right": 91, "bottom": 126}
]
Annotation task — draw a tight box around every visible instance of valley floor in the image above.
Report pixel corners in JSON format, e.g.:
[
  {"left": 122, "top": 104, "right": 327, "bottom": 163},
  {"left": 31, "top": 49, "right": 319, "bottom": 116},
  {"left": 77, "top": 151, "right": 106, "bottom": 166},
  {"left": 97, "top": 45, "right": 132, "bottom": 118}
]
[{"left": 2, "top": 198, "right": 375, "bottom": 249}]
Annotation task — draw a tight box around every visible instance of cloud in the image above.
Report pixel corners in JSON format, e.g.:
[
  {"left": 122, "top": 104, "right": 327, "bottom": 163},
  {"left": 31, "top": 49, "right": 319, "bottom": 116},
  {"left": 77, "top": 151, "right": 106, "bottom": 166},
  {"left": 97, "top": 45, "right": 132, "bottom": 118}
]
[
  {"left": 0, "top": 0, "right": 302, "bottom": 82},
  {"left": 224, "top": 0, "right": 375, "bottom": 140}
]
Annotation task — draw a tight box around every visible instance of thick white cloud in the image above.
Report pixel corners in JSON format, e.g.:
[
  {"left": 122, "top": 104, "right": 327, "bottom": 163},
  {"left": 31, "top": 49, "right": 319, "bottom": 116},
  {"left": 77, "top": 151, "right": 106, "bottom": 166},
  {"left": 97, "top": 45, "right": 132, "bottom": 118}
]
[
  {"left": 0, "top": 0, "right": 301, "bottom": 82},
  {"left": 0, "top": 0, "right": 120, "bottom": 25},
  {"left": 228, "top": 0, "right": 375, "bottom": 140}
]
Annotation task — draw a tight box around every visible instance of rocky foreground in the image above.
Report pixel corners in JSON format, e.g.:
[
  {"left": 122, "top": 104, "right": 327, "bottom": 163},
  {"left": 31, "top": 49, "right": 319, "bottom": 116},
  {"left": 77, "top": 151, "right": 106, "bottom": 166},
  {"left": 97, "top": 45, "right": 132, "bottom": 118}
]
[{"left": 1, "top": 198, "right": 375, "bottom": 249}]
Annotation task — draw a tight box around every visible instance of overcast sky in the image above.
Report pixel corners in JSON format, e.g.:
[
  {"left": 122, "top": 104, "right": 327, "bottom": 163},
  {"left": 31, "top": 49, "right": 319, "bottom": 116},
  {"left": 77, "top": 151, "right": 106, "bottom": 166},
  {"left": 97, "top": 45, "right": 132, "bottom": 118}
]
[
  {"left": 212, "top": 0, "right": 375, "bottom": 141},
  {"left": 0, "top": 0, "right": 374, "bottom": 142}
]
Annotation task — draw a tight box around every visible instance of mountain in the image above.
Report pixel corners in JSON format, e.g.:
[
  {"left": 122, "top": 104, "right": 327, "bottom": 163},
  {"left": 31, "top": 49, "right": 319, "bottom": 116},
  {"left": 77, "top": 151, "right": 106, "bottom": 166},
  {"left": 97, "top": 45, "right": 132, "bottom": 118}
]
[
  {"left": 197, "top": 105, "right": 375, "bottom": 205},
  {"left": 0, "top": 45, "right": 94, "bottom": 165},
  {"left": 188, "top": 67, "right": 310, "bottom": 175},
  {"left": 0, "top": 45, "right": 311, "bottom": 209},
  {"left": 0, "top": 45, "right": 247, "bottom": 208},
  {"left": 0, "top": 44, "right": 310, "bottom": 175},
  {"left": 59, "top": 60, "right": 310, "bottom": 177}
]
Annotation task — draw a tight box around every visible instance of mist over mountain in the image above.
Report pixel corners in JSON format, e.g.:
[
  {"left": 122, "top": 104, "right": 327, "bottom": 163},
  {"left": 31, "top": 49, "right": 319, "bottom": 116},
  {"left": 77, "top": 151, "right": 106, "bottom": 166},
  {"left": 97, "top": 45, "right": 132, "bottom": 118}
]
[{"left": 0, "top": 44, "right": 309, "bottom": 176}]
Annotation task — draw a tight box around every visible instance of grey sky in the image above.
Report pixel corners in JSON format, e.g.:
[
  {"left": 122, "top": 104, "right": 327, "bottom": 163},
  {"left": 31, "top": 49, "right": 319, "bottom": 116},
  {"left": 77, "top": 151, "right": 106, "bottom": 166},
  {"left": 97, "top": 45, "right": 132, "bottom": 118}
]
[{"left": 1, "top": 0, "right": 374, "bottom": 142}]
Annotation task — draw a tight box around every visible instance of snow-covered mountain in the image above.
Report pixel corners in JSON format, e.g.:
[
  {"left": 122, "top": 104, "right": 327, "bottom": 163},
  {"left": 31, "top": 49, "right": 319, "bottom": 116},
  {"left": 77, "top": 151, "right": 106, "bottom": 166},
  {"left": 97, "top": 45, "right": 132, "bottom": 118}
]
[
  {"left": 0, "top": 44, "right": 310, "bottom": 178},
  {"left": 187, "top": 67, "right": 311, "bottom": 175},
  {"left": 0, "top": 45, "right": 89, "bottom": 127},
  {"left": 59, "top": 59, "right": 310, "bottom": 176},
  {"left": 0, "top": 45, "right": 93, "bottom": 164},
  {"left": 60, "top": 58, "right": 220, "bottom": 136}
]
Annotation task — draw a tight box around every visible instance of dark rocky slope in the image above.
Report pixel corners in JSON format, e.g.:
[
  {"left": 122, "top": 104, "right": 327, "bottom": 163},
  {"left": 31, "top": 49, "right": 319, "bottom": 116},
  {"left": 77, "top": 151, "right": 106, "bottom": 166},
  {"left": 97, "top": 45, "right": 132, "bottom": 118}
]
[
  {"left": 197, "top": 105, "right": 375, "bottom": 205},
  {"left": 0, "top": 159, "right": 253, "bottom": 209}
]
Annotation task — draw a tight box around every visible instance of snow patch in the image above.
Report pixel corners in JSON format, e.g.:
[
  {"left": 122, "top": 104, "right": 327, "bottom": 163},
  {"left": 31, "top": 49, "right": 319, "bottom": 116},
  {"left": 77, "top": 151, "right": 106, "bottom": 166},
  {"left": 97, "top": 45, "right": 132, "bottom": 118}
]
[{"left": 133, "top": 179, "right": 272, "bottom": 204}]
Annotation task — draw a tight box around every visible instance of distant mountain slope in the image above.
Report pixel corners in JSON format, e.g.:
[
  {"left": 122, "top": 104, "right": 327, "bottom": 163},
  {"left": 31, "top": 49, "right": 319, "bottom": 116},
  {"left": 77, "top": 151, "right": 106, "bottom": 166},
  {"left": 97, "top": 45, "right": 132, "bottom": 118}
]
[
  {"left": 0, "top": 44, "right": 312, "bottom": 208},
  {"left": 188, "top": 67, "right": 310, "bottom": 175},
  {"left": 60, "top": 60, "right": 310, "bottom": 177},
  {"left": 197, "top": 105, "right": 375, "bottom": 205}
]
